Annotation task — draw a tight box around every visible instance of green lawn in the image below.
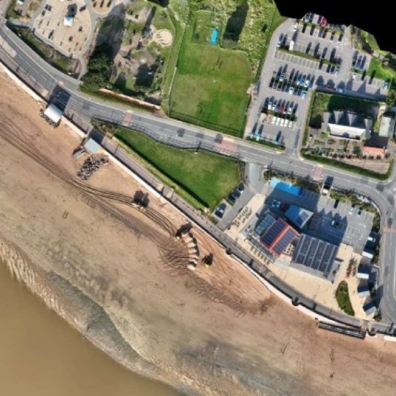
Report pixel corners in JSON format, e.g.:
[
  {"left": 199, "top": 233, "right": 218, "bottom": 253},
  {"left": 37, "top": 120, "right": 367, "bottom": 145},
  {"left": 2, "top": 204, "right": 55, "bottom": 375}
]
[
  {"left": 335, "top": 281, "right": 355, "bottom": 316},
  {"left": 170, "top": 11, "right": 251, "bottom": 136},
  {"left": 115, "top": 127, "right": 242, "bottom": 209}
]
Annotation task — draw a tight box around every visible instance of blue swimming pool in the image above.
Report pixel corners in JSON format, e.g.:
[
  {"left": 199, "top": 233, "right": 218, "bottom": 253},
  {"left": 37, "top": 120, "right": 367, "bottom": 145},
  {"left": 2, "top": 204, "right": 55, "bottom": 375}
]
[
  {"left": 270, "top": 177, "right": 303, "bottom": 196},
  {"left": 210, "top": 28, "right": 219, "bottom": 45}
]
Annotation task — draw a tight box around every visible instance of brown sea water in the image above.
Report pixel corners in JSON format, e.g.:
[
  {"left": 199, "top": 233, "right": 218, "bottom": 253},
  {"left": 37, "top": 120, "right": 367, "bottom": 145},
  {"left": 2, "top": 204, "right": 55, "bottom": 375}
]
[{"left": 0, "top": 263, "right": 180, "bottom": 396}]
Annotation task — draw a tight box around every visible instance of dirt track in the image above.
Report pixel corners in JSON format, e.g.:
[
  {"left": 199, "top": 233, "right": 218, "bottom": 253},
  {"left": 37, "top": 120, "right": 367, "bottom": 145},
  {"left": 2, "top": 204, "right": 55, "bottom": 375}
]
[{"left": 2, "top": 70, "right": 396, "bottom": 396}]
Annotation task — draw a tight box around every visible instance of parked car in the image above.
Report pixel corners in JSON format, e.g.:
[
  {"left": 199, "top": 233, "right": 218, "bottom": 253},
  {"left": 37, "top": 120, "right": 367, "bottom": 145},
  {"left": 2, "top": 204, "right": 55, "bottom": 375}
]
[{"left": 215, "top": 203, "right": 226, "bottom": 218}]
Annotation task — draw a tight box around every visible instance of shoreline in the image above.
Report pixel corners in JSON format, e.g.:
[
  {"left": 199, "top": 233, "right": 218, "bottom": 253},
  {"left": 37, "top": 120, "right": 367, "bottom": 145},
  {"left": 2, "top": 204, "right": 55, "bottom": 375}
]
[{"left": 0, "top": 234, "right": 185, "bottom": 395}]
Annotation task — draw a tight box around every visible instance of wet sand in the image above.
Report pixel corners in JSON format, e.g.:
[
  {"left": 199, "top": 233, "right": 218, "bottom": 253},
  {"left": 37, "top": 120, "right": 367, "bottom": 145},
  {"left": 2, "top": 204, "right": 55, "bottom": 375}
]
[{"left": 0, "top": 264, "right": 180, "bottom": 396}]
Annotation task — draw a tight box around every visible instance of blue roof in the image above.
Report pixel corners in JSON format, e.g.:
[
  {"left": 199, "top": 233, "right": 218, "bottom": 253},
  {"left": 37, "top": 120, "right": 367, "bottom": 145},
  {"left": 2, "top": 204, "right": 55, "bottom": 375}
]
[
  {"left": 210, "top": 28, "right": 219, "bottom": 45},
  {"left": 270, "top": 178, "right": 302, "bottom": 196},
  {"left": 285, "top": 205, "right": 313, "bottom": 229}
]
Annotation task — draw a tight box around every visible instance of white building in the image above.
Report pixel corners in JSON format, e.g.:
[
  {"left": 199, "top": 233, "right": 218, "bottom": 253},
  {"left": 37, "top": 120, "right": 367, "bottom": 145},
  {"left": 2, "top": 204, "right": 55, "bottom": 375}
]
[
  {"left": 43, "top": 103, "right": 63, "bottom": 126},
  {"left": 322, "top": 111, "right": 372, "bottom": 140},
  {"left": 379, "top": 115, "right": 395, "bottom": 138}
]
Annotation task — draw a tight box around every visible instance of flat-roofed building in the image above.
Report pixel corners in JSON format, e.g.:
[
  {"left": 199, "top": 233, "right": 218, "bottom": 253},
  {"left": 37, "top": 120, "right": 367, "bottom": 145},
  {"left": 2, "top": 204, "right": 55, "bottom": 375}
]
[
  {"left": 292, "top": 234, "right": 340, "bottom": 279},
  {"left": 379, "top": 115, "right": 395, "bottom": 138},
  {"left": 260, "top": 218, "right": 300, "bottom": 256},
  {"left": 285, "top": 205, "right": 313, "bottom": 230},
  {"left": 255, "top": 212, "right": 276, "bottom": 236},
  {"left": 43, "top": 103, "right": 63, "bottom": 126}
]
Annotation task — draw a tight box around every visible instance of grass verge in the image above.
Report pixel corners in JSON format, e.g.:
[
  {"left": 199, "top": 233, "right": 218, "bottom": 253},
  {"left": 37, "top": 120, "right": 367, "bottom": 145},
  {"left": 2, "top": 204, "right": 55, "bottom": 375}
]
[
  {"left": 335, "top": 281, "right": 355, "bottom": 316},
  {"left": 114, "top": 127, "right": 242, "bottom": 210}
]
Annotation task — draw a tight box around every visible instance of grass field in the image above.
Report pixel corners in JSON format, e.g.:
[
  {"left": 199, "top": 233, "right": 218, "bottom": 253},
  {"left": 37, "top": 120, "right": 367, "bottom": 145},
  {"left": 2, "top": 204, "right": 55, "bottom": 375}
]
[
  {"left": 335, "top": 281, "right": 355, "bottom": 316},
  {"left": 170, "top": 11, "right": 251, "bottom": 136},
  {"left": 115, "top": 127, "right": 241, "bottom": 209}
]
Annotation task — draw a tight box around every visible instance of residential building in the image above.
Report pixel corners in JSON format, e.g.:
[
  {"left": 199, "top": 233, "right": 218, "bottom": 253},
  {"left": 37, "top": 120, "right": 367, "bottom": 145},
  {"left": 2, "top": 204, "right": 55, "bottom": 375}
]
[
  {"left": 322, "top": 111, "right": 372, "bottom": 140},
  {"left": 362, "top": 146, "right": 385, "bottom": 159}
]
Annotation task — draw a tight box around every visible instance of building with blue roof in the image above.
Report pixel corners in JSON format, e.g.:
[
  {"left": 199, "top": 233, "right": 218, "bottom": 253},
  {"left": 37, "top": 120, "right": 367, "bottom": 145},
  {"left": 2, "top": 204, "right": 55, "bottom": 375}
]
[
  {"left": 285, "top": 205, "right": 313, "bottom": 230},
  {"left": 270, "top": 178, "right": 302, "bottom": 197}
]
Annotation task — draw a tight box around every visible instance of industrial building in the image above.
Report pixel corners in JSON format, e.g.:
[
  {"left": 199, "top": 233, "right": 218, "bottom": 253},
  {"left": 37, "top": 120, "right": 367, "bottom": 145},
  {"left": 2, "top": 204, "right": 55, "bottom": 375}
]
[{"left": 291, "top": 234, "right": 341, "bottom": 280}]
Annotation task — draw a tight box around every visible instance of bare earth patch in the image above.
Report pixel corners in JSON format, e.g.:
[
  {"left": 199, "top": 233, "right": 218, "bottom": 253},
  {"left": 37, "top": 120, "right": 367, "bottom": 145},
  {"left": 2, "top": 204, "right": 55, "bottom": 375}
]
[{"left": 2, "top": 70, "right": 396, "bottom": 395}]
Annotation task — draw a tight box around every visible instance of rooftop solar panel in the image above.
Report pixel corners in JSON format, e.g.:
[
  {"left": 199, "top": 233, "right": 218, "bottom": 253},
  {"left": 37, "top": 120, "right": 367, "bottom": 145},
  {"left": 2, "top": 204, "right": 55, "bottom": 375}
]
[
  {"left": 261, "top": 219, "right": 287, "bottom": 247},
  {"left": 273, "top": 228, "right": 299, "bottom": 255},
  {"left": 292, "top": 234, "right": 339, "bottom": 277}
]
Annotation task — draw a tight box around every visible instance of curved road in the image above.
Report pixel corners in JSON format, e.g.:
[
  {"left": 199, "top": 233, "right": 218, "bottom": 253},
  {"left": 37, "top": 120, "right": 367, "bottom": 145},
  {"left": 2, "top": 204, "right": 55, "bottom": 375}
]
[{"left": 1, "top": 19, "right": 396, "bottom": 328}]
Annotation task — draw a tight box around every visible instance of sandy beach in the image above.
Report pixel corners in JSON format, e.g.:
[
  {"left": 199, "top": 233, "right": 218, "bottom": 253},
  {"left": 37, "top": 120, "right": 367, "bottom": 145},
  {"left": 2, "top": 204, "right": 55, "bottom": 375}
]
[{"left": 1, "top": 69, "right": 396, "bottom": 395}]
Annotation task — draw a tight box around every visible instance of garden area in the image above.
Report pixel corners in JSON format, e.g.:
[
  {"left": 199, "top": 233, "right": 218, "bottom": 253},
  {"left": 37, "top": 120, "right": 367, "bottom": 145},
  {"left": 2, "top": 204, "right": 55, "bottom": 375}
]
[
  {"left": 335, "top": 281, "right": 355, "bottom": 316},
  {"left": 114, "top": 127, "right": 242, "bottom": 209}
]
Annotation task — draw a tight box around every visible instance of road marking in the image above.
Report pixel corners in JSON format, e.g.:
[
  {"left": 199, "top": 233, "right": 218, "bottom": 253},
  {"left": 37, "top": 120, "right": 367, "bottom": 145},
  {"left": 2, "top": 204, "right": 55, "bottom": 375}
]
[{"left": 122, "top": 111, "right": 133, "bottom": 126}]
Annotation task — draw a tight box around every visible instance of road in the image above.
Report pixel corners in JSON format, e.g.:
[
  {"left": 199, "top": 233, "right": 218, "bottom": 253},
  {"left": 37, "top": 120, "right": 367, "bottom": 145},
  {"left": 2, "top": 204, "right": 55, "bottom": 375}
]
[{"left": 1, "top": 17, "right": 396, "bottom": 331}]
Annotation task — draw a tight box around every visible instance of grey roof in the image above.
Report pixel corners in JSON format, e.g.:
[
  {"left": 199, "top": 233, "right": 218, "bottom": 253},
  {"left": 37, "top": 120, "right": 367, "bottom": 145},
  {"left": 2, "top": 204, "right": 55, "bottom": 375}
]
[
  {"left": 323, "top": 111, "right": 372, "bottom": 139},
  {"left": 292, "top": 234, "right": 339, "bottom": 279},
  {"left": 379, "top": 116, "right": 395, "bottom": 138},
  {"left": 84, "top": 138, "right": 101, "bottom": 153},
  {"left": 255, "top": 212, "right": 276, "bottom": 235}
]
